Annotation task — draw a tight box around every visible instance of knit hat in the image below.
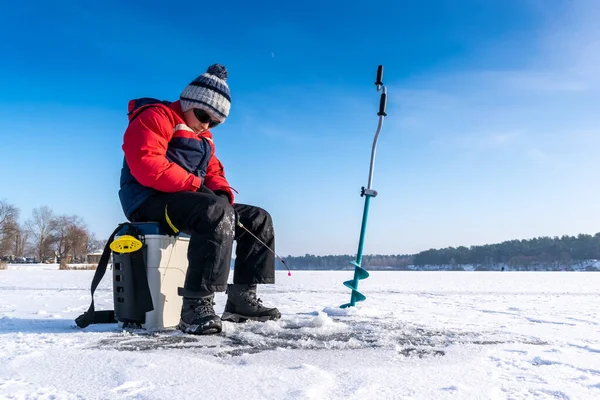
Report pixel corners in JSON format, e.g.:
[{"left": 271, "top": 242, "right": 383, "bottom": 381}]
[{"left": 180, "top": 64, "right": 231, "bottom": 124}]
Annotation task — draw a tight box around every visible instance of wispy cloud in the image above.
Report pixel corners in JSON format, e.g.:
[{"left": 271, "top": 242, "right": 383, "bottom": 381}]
[
  {"left": 470, "top": 70, "right": 590, "bottom": 93},
  {"left": 386, "top": 1, "right": 600, "bottom": 161},
  {"left": 460, "top": 131, "right": 522, "bottom": 151},
  {"left": 426, "top": 129, "right": 523, "bottom": 153},
  {"left": 527, "top": 148, "right": 550, "bottom": 163}
]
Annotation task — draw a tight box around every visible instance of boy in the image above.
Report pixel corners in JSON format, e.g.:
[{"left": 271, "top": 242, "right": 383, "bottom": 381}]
[{"left": 118, "top": 64, "right": 280, "bottom": 335}]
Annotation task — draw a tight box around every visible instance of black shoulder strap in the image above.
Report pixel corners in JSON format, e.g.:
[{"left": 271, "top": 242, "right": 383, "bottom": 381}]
[
  {"left": 75, "top": 223, "right": 126, "bottom": 328},
  {"left": 128, "top": 102, "right": 170, "bottom": 125}
]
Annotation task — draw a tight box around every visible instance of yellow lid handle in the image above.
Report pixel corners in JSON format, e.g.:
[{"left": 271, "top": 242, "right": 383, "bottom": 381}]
[{"left": 110, "top": 235, "right": 143, "bottom": 253}]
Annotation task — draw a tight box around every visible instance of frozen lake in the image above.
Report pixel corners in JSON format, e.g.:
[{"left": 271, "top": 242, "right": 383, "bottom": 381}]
[{"left": 1, "top": 269, "right": 599, "bottom": 399}]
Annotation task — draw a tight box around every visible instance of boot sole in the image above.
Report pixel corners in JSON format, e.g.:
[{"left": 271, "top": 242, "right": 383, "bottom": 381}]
[
  {"left": 221, "top": 312, "right": 280, "bottom": 323},
  {"left": 178, "top": 320, "right": 222, "bottom": 335}
]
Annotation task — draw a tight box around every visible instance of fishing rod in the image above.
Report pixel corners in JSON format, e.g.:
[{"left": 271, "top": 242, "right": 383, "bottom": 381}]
[{"left": 237, "top": 221, "right": 291, "bottom": 276}]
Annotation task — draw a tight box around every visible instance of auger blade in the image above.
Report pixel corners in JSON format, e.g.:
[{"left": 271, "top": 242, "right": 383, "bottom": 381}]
[
  {"left": 343, "top": 280, "right": 357, "bottom": 291},
  {"left": 342, "top": 262, "right": 370, "bottom": 307},
  {"left": 340, "top": 289, "right": 367, "bottom": 309},
  {"left": 355, "top": 267, "right": 370, "bottom": 280},
  {"left": 353, "top": 291, "right": 367, "bottom": 303},
  {"left": 349, "top": 262, "right": 370, "bottom": 279}
]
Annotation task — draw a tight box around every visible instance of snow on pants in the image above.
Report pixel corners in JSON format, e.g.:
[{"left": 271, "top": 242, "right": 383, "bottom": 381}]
[{"left": 131, "top": 189, "right": 275, "bottom": 297}]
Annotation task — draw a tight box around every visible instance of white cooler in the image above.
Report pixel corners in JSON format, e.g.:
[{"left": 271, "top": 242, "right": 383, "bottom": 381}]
[{"left": 112, "top": 223, "right": 190, "bottom": 330}]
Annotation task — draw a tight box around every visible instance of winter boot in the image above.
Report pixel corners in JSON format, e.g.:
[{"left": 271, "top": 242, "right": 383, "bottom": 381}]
[
  {"left": 178, "top": 294, "right": 222, "bottom": 335},
  {"left": 221, "top": 284, "right": 281, "bottom": 322}
]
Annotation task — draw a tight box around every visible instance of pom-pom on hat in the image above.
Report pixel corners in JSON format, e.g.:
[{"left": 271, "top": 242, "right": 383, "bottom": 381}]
[{"left": 180, "top": 64, "right": 231, "bottom": 124}]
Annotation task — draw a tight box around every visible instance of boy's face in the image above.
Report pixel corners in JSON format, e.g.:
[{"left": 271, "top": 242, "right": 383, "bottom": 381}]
[{"left": 183, "top": 109, "right": 211, "bottom": 134}]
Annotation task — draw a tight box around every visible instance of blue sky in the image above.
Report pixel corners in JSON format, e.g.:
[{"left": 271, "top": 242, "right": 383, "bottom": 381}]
[{"left": 1, "top": 0, "right": 599, "bottom": 256}]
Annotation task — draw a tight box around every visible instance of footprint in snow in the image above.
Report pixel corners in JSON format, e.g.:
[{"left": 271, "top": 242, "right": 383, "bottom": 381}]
[
  {"left": 531, "top": 356, "right": 562, "bottom": 366},
  {"left": 440, "top": 385, "right": 458, "bottom": 391},
  {"left": 110, "top": 380, "right": 153, "bottom": 397}
]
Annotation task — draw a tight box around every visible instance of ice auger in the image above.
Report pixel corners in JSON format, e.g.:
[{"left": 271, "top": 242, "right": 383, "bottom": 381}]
[{"left": 341, "top": 65, "right": 388, "bottom": 308}]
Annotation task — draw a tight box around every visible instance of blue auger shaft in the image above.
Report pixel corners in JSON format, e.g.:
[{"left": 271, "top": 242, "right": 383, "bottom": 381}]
[
  {"left": 343, "top": 194, "right": 374, "bottom": 307},
  {"left": 356, "top": 194, "right": 373, "bottom": 262},
  {"left": 341, "top": 65, "right": 387, "bottom": 309}
]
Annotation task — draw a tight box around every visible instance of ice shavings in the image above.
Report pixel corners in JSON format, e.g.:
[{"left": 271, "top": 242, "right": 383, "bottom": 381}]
[{"left": 322, "top": 305, "right": 387, "bottom": 318}]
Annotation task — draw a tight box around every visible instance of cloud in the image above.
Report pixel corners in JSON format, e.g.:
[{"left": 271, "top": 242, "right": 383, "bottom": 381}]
[
  {"left": 534, "top": 0, "right": 600, "bottom": 82},
  {"left": 427, "top": 129, "right": 523, "bottom": 153},
  {"left": 469, "top": 70, "right": 589, "bottom": 93},
  {"left": 461, "top": 131, "right": 522, "bottom": 151},
  {"left": 384, "top": 1, "right": 600, "bottom": 161},
  {"left": 527, "top": 148, "right": 550, "bottom": 163}
]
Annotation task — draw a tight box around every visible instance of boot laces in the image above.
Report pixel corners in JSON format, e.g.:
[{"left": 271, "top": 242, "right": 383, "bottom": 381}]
[
  {"left": 243, "top": 290, "right": 263, "bottom": 307},
  {"left": 193, "top": 298, "right": 215, "bottom": 315}
]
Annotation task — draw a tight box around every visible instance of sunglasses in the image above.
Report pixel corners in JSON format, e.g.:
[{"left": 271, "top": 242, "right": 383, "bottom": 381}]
[{"left": 193, "top": 109, "right": 220, "bottom": 128}]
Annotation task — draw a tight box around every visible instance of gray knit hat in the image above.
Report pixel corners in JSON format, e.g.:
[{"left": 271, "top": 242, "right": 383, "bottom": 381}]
[{"left": 180, "top": 64, "right": 231, "bottom": 123}]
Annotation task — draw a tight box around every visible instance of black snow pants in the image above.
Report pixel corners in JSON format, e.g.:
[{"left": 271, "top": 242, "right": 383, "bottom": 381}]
[{"left": 131, "top": 188, "right": 275, "bottom": 298}]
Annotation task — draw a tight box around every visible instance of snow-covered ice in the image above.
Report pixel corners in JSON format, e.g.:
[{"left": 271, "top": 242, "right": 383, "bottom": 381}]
[{"left": 1, "top": 268, "right": 599, "bottom": 399}]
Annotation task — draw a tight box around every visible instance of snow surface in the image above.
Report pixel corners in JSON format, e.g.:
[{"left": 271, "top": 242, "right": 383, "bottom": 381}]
[{"left": 1, "top": 267, "right": 599, "bottom": 399}]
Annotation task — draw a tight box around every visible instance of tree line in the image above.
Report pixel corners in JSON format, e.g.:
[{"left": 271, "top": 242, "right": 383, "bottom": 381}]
[
  {"left": 279, "top": 254, "right": 413, "bottom": 270},
  {"left": 278, "top": 234, "right": 600, "bottom": 270},
  {"left": 412, "top": 233, "right": 600, "bottom": 267},
  {"left": 0, "top": 199, "right": 104, "bottom": 265}
]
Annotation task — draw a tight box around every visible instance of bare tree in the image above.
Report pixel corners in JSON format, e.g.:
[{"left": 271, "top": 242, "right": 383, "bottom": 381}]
[
  {"left": 54, "top": 215, "right": 90, "bottom": 266},
  {"left": 70, "top": 224, "right": 90, "bottom": 262},
  {"left": 54, "top": 215, "right": 74, "bottom": 264},
  {"left": 14, "top": 229, "right": 28, "bottom": 258},
  {"left": 86, "top": 232, "right": 105, "bottom": 254},
  {"left": 0, "top": 199, "right": 20, "bottom": 257},
  {"left": 25, "top": 206, "right": 57, "bottom": 262}
]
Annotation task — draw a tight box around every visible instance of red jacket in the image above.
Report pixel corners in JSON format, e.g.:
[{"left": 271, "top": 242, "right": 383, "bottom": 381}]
[{"left": 122, "top": 100, "right": 234, "bottom": 204}]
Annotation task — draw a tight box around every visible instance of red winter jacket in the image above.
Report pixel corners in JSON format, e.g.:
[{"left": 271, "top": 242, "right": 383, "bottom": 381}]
[{"left": 118, "top": 100, "right": 234, "bottom": 219}]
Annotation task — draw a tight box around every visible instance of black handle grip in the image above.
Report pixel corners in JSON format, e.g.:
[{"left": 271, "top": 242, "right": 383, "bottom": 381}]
[
  {"left": 375, "top": 65, "right": 384, "bottom": 86},
  {"left": 378, "top": 93, "right": 387, "bottom": 116}
]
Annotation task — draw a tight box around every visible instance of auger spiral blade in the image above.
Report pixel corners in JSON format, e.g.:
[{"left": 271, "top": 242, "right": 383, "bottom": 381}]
[{"left": 341, "top": 262, "right": 370, "bottom": 308}]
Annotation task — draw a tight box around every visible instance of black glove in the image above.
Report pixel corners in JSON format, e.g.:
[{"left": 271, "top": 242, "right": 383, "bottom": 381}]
[
  {"left": 197, "top": 185, "right": 231, "bottom": 204},
  {"left": 196, "top": 185, "right": 215, "bottom": 195},
  {"left": 213, "top": 190, "right": 231, "bottom": 203},
  {"left": 199, "top": 187, "right": 237, "bottom": 223}
]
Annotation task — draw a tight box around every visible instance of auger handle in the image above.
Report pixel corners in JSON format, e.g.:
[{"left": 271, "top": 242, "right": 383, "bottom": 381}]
[
  {"left": 375, "top": 65, "right": 384, "bottom": 86},
  {"left": 378, "top": 93, "right": 387, "bottom": 116}
]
